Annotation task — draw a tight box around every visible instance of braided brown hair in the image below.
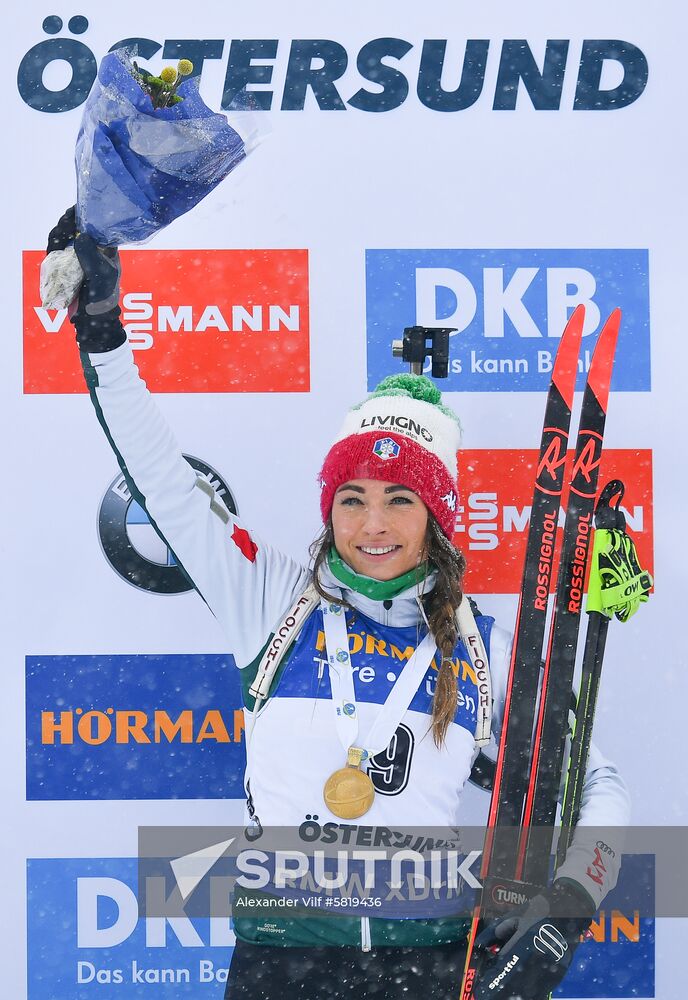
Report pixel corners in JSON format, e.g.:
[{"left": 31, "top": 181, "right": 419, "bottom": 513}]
[{"left": 309, "top": 514, "right": 467, "bottom": 748}]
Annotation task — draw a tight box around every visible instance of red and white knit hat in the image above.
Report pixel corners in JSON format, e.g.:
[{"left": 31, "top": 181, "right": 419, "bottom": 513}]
[{"left": 319, "top": 374, "right": 461, "bottom": 539}]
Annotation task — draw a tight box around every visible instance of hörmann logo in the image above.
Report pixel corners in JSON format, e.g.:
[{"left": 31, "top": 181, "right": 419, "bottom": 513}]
[
  {"left": 26, "top": 654, "right": 247, "bottom": 800},
  {"left": 41, "top": 707, "right": 244, "bottom": 746},
  {"left": 98, "top": 456, "right": 236, "bottom": 595},
  {"left": 454, "top": 449, "right": 653, "bottom": 595},
  {"left": 23, "top": 249, "right": 310, "bottom": 393},
  {"left": 366, "top": 250, "right": 650, "bottom": 392},
  {"left": 19, "top": 20, "right": 648, "bottom": 114}
]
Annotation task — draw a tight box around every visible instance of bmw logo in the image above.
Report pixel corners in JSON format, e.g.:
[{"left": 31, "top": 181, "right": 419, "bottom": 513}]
[{"left": 98, "top": 455, "right": 238, "bottom": 594}]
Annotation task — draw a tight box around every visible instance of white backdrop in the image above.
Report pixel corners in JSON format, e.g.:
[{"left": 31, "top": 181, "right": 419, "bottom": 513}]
[{"left": 4, "top": 3, "right": 687, "bottom": 998}]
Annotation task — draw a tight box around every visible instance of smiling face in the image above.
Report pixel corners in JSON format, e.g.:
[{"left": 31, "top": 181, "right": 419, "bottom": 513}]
[{"left": 330, "top": 478, "right": 429, "bottom": 580}]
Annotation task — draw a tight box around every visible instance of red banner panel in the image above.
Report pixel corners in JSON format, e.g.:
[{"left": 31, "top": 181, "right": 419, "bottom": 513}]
[
  {"left": 455, "top": 449, "right": 653, "bottom": 595},
  {"left": 23, "top": 249, "right": 310, "bottom": 393}
]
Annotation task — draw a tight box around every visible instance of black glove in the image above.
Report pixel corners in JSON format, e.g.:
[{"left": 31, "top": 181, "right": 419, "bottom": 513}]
[
  {"left": 472, "top": 880, "right": 595, "bottom": 1000},
  {"left": 47, "top": 208, "right": 127, "bottom": 353},
  {"left": 46, "top": 205, "right": 77, "bottom": 254},
  {"left": 71, "top": 232, "right": 126, "bottom": 352}
]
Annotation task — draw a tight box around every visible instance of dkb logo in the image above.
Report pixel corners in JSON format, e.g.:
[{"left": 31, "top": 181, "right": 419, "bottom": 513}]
[{"left": 366, "top": 250, "right": 650, "bottom": 392}]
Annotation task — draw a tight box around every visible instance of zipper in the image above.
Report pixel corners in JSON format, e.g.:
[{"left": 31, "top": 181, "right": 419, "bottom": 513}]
[{"left": 360, "top": 916, "right": 371, "bottom": 952}]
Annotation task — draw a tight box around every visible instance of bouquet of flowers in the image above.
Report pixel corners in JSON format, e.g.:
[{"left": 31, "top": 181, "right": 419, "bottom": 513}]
[{"left": 42, "top": 47, "right": 258, "bottom": 308}]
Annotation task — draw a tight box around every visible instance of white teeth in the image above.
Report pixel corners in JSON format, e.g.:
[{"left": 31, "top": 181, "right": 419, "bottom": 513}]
[{"left": 360, "top": 546, "right": 397, "bottom": 555}]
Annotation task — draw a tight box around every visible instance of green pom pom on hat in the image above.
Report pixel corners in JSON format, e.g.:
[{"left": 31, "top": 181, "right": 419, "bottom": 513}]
[
  {"left": 373, "top": 373, "right": 442, "bottom": 402},
  {"left": 358, "top": 373, "right": 461, "bottom": 427}
]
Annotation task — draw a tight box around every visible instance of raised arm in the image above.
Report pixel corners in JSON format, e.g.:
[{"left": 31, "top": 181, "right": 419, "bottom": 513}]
[{"left": 47, "top": 210, "right": 310, "bottom": 668}]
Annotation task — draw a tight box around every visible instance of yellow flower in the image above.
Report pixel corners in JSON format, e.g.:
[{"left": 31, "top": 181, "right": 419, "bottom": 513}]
[
  {"left": 177, "top": 59, "right": 194, "bottom": 76},
  {"left": 160, "top": 66, "right": 178, "bottom": 85}
]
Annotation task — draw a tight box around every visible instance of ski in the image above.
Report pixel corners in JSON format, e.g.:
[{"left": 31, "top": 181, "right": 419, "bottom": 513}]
[
  {"left": 460, "top": 308, "right": 622, "bottom": 999},
  {"left": 460, "top": 306, "right": 585, "bottom": 999},
  {"left": 517, "top": 308, "right": 620, "bottom": 886},
  {"left": 483, "top": 305, "right": 584, "bottom": 862}
]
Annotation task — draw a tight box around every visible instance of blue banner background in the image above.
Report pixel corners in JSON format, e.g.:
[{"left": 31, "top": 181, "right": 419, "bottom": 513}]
[
  {"left": 25, "top": 654, "right": 246, "bottom": 800},
  {"left": 27, "top": 856, "right": 654, "bottom": 999},
  {"left": 365, "top": 250, "right": 650, "bottom": 392}
]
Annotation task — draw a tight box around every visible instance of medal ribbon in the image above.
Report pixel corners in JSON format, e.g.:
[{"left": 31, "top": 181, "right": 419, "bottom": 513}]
[{"left": 320, "top": 596, "right": 438, "bottom": 760}]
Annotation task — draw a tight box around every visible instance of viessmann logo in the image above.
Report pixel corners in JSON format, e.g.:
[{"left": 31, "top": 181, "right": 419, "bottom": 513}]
[
  {"left": 26, "top": 654, "right": 247, "bottom": 800},
  {"left": 454, "top": 449, "right": 653, "bottom": 594},
  {"left": 22, "top": 248, "right": 310, "bottom": 393}
]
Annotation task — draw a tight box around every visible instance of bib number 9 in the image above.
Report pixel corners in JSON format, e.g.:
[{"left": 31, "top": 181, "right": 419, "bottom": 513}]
[{"left": 367, "top": 724, "right": 415, "bottom": 796}]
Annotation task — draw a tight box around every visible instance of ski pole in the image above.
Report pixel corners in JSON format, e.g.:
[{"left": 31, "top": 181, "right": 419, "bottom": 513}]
[{"left": 556, "top": 479, "right": 653, "bottom": 868}]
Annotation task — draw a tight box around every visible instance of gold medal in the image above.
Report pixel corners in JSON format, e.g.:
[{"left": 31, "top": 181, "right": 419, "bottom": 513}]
[{"left": 323, "top": 747, "right": 375, "bottom": 819}]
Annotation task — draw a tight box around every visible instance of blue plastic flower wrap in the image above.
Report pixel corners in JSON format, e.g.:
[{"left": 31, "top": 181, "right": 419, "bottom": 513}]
[{"left": 75, "top": 48, "right": 251, "bottom": 245}]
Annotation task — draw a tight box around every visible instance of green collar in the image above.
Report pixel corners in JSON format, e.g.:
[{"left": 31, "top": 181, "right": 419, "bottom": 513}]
[{"left": 328, "top": 547, "right": 431, "bottom": 600}]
